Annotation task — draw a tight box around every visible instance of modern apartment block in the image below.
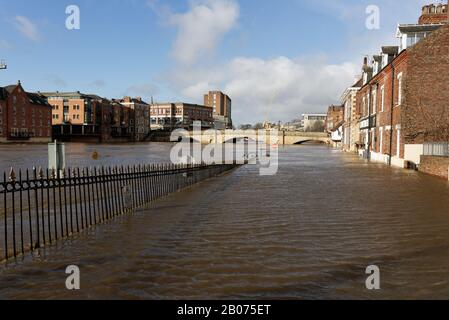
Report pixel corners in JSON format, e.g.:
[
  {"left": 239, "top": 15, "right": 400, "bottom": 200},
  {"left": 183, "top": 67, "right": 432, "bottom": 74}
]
[
  {"left": 204, "top": 91, "right": 232, "bottom": 129},
  {"left": 0, "top": 81, "right": 52, "bottom": 143},
  {"left": 41, "top": 91, "right": 95, "bottom": 130},
  {"left": 150, "top": 103, "right": 213, "bottom": 130},
  {"left": 301, "top": 114, "right": 326, "bottom": 132}
]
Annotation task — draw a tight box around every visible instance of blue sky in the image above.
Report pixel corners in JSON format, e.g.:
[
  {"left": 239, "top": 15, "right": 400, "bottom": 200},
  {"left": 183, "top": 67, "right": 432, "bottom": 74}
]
[{"left": 0, "top": 0, "right": 438, "bottom": 124}]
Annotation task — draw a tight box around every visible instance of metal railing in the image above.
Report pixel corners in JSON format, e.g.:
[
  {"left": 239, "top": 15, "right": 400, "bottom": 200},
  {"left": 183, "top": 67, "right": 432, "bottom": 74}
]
[
  {"left": 0, "top": 163, "right": 238, "bottom": 262},
  {"left": 423, "top": 142, "right": 449, "bottom": 157}
]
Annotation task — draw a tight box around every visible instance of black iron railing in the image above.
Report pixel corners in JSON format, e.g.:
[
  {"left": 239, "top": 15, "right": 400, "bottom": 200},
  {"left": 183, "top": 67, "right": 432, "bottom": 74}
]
[{"left": 0, "top": 163, "right": 238, "bottom": 262}]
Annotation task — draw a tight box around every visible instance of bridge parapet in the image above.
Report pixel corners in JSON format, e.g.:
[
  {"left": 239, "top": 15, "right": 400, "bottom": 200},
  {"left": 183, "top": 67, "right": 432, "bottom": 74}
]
[{"left": 185, "top": 130, "right": 330, "bottom": 145}]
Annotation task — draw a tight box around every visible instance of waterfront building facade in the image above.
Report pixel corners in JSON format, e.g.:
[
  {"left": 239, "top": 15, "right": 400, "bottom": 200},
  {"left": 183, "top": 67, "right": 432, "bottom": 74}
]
[
  {"left": 150, "top": 103, "right": 213, "bottom": 131},
  {"left": 353, "top": 3, "right": 448, "bottom": 168},
  {"left": 119, "top": 97, "right": 150, "bottom": 142},
  {"left": 341, "top": 78, "right": 362, "bottom": 152},
  {"left": 0, "top": 81, "right": 52, "bottom": 143},
  {"left": 204, "top": 91, "right": 232, "bottom": 129},
  {"left": 325, "top": 105, "right": 344, "bottom": 134}
]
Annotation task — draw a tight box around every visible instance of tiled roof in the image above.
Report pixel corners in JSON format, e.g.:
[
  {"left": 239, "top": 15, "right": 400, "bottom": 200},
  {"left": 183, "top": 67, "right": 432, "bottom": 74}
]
[
  {"left": 27, "top": 92, "right": 51, "bottom": 107},
  {"left": 0, "top": 87, "right": 7, "bottom": 100}
]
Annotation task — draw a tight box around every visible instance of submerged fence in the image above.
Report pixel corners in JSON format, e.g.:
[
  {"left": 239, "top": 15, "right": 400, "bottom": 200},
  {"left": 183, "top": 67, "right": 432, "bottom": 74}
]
[{"left": 0, "top": 163, "right": 238, "bottom": 262}]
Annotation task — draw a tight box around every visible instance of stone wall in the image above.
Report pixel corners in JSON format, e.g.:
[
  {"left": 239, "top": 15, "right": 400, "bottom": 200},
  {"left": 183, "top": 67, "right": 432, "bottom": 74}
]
[{"left": 419, "top": 155, "right": 449, "bottom": 180}]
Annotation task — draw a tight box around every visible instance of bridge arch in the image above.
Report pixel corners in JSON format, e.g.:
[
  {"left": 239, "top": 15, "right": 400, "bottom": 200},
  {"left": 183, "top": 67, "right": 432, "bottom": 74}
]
[{"left": 293, "top": 139, "right": 328, "bottom": 145}]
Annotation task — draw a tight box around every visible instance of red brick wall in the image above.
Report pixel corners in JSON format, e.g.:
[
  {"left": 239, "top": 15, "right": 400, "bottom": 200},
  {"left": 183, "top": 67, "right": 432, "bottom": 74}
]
[
  {"left": 357, "top": 51, "right": 407, "bottom": 158},
  {"left": 402, "top": 24, "right": 449, "bottom": 145},
  {"left": 420, "top": 155, "right": 449, "bottom": 180},
  {"left": 0, "top": 100, "right": 5, "bottom": 137},
  {"left": 3, "top": 85, "right": 52, "bottom": 139}
]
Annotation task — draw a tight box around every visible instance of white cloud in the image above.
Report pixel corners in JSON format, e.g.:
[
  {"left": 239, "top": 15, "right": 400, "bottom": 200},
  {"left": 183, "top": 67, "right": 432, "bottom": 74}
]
[
  {"left": 169, "top": 0, "right": 239, "bottom": 65},
  {"left": 14, "top": 16, "right": 41, "bottom": 42},
  {"left": 170, "top": 56, "right": 359, "bottom": 125}
]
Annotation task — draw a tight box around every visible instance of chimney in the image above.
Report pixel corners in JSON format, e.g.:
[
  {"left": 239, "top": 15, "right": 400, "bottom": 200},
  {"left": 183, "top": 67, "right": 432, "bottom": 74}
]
[{"left": 419, "top": 3, "right": 448, "bottom": 24}]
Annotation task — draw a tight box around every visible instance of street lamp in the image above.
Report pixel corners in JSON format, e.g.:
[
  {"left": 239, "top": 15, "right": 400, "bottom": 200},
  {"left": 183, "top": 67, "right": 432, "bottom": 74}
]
[{"left": 0, "top": 59, "right": 6, "bottom": 70}]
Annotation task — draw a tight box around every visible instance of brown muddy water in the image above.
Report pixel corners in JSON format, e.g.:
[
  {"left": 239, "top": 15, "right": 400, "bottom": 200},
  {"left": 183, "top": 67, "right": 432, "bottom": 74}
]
[{"left": 1, "top": 144, "right": 449, "bottom": 299}]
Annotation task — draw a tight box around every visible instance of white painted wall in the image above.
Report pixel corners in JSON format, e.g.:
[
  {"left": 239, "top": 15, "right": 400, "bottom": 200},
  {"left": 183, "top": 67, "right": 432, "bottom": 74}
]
[{"left": 404, "top": 144, "right": 424, "bottom": 165}]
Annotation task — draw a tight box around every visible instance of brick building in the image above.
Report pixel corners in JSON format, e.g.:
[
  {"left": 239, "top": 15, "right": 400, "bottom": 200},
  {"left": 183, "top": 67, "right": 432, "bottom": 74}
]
[
  {"left": 325, "top": 105, "right": 344, "bottom": 133},
  {"left": 119, "top": 97, "right": 150, "bottom": 142},
  {"left": 355, "top": 3, "right": 448, "bottom": 167},
  {"left": 341, "top": 78, "right": 362, "bottom": 152},
  {"left": 204, "top": 91, "right": 232, "bottom": 129},
  {"left": 111, "top": 99, "right": 133, "bottom": 139},
  {"left": 150, "top": 103, "right": 213, "bottom": 130},
  {"left": 0, "top": 81, "right": 52, "bottom": 143}
]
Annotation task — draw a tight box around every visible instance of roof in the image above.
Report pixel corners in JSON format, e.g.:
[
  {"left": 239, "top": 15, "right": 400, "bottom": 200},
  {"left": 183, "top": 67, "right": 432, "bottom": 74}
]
[
  {"left": 0, "top": 87, "right": 7, "bottom": 100},
  {"left": 382, "top": 46, "right": 399, "bottom": 55},
  {"left": 39, "top": 91, "right": 88, "bottom": 99},
  {"left": 27, "top": 92, "right": 51, "bottom": 107},
  {"left": 3, "top": 85, "right": 17, "bottom": 94},
  {"left": 120, "top": 97, "right": 149, "bottom": 105},
  {"left": 397, "top": 23, "right": 443, "bottom": 35}
]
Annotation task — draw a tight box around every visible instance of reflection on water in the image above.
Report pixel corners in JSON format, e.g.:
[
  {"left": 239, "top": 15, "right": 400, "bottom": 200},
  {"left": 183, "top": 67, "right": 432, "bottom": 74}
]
[
  {"left": 1, "top": 145, "right": 449, "bottom": 299},
  {"left": 0, "top": 143, "right": 174, "bottom": 174}
]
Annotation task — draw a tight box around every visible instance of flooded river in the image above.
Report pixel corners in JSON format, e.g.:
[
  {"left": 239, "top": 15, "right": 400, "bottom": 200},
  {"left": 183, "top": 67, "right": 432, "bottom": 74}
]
[{"left": 1, "top": 144, "right": 449, "bottom": 299}]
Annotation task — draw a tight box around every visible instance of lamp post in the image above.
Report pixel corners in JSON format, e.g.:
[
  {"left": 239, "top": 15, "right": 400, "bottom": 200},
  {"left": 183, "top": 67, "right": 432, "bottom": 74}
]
[{"left": 0, "top": 59, "right": 6, "bottom": 70}]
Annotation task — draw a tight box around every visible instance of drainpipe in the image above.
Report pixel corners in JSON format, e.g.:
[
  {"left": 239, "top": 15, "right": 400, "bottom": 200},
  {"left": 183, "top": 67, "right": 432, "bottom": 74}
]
[{"left": 388, "top": 64, "right": 396, "bottom": 166}]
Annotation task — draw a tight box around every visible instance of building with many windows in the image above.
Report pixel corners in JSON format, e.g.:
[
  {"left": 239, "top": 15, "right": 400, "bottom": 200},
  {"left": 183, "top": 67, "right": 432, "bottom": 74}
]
[
  {"left": 341, "top": 78, "right": 362, "bottom": 152},
  {"left": 150, "top": 103, "right": 213, "bottom": 130},
  {"left": 301, "top": 114, "right": 326, "bottom": 132},
  {"left": 204, "top": 91, "right": 232, "bottom": 129},
  {"left": 0, "top": 81, "right": 52, "bottom": 143},
  {"left": 355, "top": 3, "right": 448, "bottom": 168},
  {"left": 118, "top": 97, "right": 150, "bottom": 142}
]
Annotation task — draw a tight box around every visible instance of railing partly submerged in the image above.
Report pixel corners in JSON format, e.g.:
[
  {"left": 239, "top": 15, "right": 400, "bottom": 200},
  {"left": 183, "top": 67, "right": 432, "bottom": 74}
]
[{"left": 0, "top": 163, "right": 238, "bottom": 262}]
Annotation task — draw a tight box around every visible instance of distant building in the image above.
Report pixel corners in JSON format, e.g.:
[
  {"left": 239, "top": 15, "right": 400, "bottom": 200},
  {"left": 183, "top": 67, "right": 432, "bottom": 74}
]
[
  {"left": 341, "top": 78, "right": 362, "bottom": 152},
  {"left": 301, "top": 114, "right": 326, "bottom": 132},
  {"left": 325, "top": 105, "right": 344, "bottom": 134},
  {"left": 150, "top": 103, "right": 213, "bottom": 130},
  {"left": 0, "top": 81, "right": 52, "bottom": 143},
  {"left": 110, "top": 99, "right": 133, "bottom": 139},
  {"left": 204, "top": 91, "right": 232, "bottom": 129},
  {"left": 119, "top": 97, "right": 150, "bottom": 142}
]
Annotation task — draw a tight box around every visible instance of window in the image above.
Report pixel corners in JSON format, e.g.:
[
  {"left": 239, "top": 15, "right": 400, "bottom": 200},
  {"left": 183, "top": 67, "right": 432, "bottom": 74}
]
[
  {"left": 381, "top": 86, "right": 385, "bottom": 112},
  {"left": 397, "top": 73, "right": 403, "bottom": 106},
  {"left": 372, "top": 89, "right": 377, "bottom": 115}
]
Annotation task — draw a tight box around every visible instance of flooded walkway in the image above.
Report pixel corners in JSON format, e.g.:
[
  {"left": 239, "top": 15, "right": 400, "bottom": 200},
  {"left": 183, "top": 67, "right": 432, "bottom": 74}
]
[{"left": 1, "top": 146, "right": 449, "bottom": 299}]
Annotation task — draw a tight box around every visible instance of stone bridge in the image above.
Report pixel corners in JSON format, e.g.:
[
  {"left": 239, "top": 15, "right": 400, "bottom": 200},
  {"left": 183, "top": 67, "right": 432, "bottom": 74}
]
[{"left": 179, "top": 130, "right": 330, "bottom": 145}]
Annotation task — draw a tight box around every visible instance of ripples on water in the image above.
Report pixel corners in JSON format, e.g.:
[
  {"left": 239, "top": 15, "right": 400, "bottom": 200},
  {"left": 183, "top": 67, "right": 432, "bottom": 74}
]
[{"left": 2, "top": 145, "right": 449, "bottom": 299}]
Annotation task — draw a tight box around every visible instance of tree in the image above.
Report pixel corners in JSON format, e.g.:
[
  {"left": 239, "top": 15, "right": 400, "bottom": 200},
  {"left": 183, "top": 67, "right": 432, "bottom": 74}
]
[
  {"left": 238, "top": 124, "right": 252, "bottom": 130},
  {"left": 253, "top": 123, "right": 264, "bottom": 130}
]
